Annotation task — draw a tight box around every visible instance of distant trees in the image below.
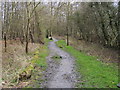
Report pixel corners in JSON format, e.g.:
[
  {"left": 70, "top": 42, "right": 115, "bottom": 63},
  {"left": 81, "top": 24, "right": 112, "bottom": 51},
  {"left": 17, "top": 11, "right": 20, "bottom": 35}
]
[
  {"left": 2, "top": 2, "right": 47, "bottom": 53},
  {"left": 2, "top": 2, "right": 119, "bottom": 50},
  {"left": 49, "top": 2, "right": 119, "bottom": 49},
  {"left": 72, "top": 2, "right": 119, "bottom": 48}
]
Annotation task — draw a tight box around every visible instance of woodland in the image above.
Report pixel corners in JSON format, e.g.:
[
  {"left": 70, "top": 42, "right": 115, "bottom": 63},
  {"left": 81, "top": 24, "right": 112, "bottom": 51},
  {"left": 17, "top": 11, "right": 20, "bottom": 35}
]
[{"left": 1, "top": 1, "right": 120, "bottom": 88}]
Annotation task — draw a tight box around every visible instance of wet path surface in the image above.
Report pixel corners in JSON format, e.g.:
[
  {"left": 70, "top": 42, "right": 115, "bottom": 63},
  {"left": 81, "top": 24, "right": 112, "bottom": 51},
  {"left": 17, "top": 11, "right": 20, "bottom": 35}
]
[{"left": 44, "top": 38, "right": 76, "bottom": 88}]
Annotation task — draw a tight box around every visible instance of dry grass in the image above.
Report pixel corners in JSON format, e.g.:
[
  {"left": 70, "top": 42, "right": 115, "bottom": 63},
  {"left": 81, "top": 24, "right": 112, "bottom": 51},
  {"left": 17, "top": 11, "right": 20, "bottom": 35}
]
[
  {"left": 69, "top": 37, "right": 119, "bottom": 64},
  {"left": 1, "top": 40, "right": 40, "bottom": 88}
]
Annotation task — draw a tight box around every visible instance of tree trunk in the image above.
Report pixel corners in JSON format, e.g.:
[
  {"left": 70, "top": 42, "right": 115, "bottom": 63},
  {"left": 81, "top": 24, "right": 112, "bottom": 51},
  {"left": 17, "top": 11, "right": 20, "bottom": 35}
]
[
  {"left": 25, "top": 40, "right": 28, "bottom": 54},
  {"left": 67, "top": 29, "right": 69, "bottom": 46},
  {"left": 66, "top": 2, "right": 70, "bottom": 46},
  {"left": 118, "top": 1, "right": 120, "bottom": 49},
  {"left": 4, "top": 33, "right": 7, "bottom": 52},
  {"left": 29, "top": 31, "right": 34, "bottom": 43}
]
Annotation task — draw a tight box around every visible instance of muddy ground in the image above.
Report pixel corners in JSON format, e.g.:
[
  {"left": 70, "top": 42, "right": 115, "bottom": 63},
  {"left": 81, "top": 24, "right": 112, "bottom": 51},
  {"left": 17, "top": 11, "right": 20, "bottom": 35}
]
[{"left": 42, "top": 38, "right": 78, "bottom": 88}]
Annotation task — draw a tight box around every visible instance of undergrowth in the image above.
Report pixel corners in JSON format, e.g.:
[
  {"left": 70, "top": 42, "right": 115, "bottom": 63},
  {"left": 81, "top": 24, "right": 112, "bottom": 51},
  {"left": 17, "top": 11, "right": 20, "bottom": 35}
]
[{"left": 24, "top": 39, "right": 49, "bottom": 88}]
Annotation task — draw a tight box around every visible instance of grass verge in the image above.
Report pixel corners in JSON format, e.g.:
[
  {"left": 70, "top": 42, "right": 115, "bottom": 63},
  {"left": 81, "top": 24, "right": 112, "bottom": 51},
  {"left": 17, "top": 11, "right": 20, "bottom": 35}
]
[
  {"left": 16, "top": 39, "right": 49, "bottom": 88},
  {"left": 56, "top": 40, "right": 118, "bottom": 88},
  {"left": 26, "top": 45, "right": 48, "bottom": 88},
  {"left": 25, "top": 40, "right": 49, "bottom": 88}
]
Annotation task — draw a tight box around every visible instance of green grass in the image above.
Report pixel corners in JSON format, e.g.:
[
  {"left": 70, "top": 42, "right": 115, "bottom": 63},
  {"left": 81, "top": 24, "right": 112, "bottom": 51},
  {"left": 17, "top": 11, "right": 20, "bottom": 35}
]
[
  {"left": 31, "top": 38, "right": 49, "bottom": 68},
  {"left": 32, "top": 46, "right": 48, "bottom": 68},
  {"left": 56, "top": 40, "right": 118, "bottom": 88},
  {"left": 23, "top": 39, "right": 49, "bottom": 88}
]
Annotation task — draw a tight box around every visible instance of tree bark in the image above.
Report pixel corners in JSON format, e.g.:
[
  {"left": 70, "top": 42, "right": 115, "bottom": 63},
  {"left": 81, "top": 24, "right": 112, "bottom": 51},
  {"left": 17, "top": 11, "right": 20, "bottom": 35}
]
[{"left": 4, "top": 33, "right": 7, "bottom": 52}]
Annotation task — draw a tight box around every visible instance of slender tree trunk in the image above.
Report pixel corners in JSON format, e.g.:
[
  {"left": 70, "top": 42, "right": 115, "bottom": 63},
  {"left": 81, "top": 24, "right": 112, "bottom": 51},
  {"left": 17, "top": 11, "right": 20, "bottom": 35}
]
[
  {"left": 25, "top": 19, "right": 29, "bottom": 53},
  {"left": 4, "top": 33, "right": 7, "bottom": 52},
  {"left": 25, "top": 39, "right": 28, "bottom": 53},
  {"left": 50, "top": 2, "right": 53, "bottom": 37},
  {"left": 66, "top": 2, "right": 70, "bottom": 46},
  {"left": 118, "top": 1, "right": 120, "bottom": 49},
  {"left": 66, "top": 26, "right": 69, "bottom": 46},
  {"left": 29, "top": 31, "right": 34, "bottom": 43},
  {"left": 46, "top": 29, "right": 49, "bottom": 38},
  {"left": 25, "top": 2, "right": 30, "bottom": 54}
]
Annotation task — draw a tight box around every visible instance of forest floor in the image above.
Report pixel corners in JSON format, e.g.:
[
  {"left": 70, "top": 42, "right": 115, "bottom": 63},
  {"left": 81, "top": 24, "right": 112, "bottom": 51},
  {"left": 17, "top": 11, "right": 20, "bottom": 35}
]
[
  {"left": 42, "top": 38, "right": 78, "bottom": 88},
  {"left": 1, "top": 37, "right": 119, "bottom": 88},
  {"left": 2, "top": 39, "right": 48, "bottom": 88}
]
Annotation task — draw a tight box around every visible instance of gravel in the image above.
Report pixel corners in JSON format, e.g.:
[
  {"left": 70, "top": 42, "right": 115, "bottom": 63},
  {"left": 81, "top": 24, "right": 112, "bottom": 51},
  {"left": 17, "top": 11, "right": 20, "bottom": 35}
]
[{"left": 42, "top": 38, "right": 77, "bottom": 88}]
